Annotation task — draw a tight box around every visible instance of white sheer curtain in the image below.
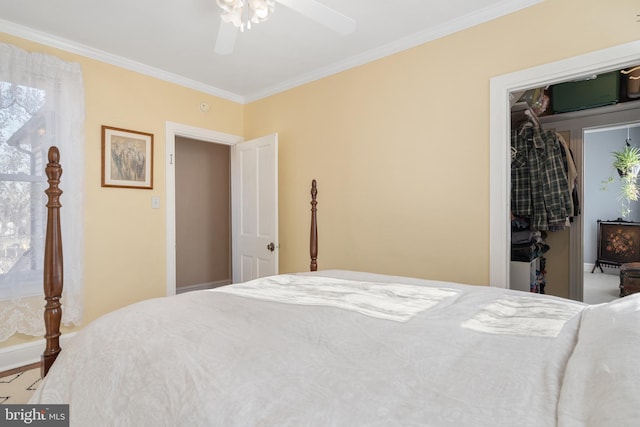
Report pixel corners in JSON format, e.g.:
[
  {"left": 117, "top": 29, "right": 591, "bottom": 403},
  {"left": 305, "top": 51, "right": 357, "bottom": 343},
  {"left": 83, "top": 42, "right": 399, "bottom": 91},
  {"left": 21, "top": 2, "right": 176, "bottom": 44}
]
[{"left": 0, "top": 43, "right": 84, "bottom": 340}]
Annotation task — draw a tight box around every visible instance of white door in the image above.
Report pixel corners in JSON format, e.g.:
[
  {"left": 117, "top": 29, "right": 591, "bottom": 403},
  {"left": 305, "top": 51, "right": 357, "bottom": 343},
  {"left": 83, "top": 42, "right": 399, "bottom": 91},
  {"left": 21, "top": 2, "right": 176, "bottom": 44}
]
[{"left": 231, "top": 133, "right": 278, "bottom": 283}]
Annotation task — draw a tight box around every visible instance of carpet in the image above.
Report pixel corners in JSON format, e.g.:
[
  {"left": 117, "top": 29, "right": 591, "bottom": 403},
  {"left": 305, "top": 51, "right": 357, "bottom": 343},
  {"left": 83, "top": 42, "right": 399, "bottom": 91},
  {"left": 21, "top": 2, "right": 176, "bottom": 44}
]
[{"left": 0, "top": 366, "right": 41, "bottom": 404}]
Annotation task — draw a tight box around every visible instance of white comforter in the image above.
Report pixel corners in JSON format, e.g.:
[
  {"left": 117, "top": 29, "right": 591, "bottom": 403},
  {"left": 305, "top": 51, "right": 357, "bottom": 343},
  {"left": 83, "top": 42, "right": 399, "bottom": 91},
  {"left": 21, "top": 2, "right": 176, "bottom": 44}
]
[{"left": 30, "top": 270, "right": 640, "bottom": 426}]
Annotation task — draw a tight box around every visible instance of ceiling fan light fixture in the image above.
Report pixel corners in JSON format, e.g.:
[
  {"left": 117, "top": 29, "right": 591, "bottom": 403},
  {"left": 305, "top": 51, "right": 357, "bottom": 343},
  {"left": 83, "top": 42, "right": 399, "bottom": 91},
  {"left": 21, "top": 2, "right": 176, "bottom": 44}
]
[
  {"left": 214, "top": 0, "right": 355, "bottom": 55},
  {"left": 252, "top": 0, "right": 271, "bottom": 19},
  {"left": 217, "top": 0, "right": 275, "bottom": 32}
]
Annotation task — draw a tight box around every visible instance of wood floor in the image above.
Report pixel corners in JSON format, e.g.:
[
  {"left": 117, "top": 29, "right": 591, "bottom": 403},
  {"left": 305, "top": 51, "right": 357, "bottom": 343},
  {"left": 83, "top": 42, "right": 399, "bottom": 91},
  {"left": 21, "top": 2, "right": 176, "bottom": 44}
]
[{"left": 0, "top": 363, "right": 41, "bottom": 404}]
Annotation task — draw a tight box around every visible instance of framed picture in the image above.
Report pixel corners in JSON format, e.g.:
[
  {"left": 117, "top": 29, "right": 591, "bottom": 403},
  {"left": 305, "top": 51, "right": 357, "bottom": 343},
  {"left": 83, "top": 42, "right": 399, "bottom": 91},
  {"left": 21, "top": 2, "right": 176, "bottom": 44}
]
[{"left": 101, "top": 126, "right": 154, "bottom": 189}]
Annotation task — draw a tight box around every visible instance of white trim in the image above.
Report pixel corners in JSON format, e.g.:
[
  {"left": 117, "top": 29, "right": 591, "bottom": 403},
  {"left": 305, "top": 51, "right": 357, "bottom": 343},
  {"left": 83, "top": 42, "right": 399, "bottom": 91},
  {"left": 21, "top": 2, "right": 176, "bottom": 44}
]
[
  {"left": 582, "top": 120, "right": 640, "bottom": 134},
  {"left": 244, "top": 0, "right": 542, "bottom": 102},
  {"left": 176, "top": 280, "right": 231, "bottom": 294},
  {"left": 0, "top": 333, "right": 77, "bottom": 373},
  {"left": 490, "top": 40, "right": 640, "bottom": 293},
  {"left": 165, "top": 122, "right": 243, "bottom": 297},
  {"left": 0, "top": 19, "right": 243, "bottom": 104},
  {"left": 1, "top": 1, "right": 540, "bottom": 104}
]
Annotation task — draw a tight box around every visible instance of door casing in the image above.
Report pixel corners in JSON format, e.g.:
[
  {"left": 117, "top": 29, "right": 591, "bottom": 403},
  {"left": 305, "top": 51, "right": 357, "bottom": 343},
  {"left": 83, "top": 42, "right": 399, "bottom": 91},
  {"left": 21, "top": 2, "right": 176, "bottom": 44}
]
[{"left": 489, "top": 40, "right": 640, "bottom": 301}]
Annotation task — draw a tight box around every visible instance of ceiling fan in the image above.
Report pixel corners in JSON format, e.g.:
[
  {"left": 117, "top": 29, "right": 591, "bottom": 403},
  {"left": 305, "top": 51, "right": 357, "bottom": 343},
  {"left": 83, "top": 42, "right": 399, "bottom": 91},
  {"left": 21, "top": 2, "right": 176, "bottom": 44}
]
[{"left": 214, "top": 0, "right": 356, "bottom": 55}]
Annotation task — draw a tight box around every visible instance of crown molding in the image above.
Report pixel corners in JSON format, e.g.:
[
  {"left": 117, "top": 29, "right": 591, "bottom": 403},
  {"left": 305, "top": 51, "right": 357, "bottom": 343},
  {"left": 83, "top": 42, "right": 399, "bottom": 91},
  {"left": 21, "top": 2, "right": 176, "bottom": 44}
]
[
  {"left": 243, "top": 0, "right": 543, "bottom": 102},
  {"left": 0, "top": 19, "right": 244, "bottom": 104},
  {"left": 1, "top": 0, "right": 541, "bottom": 105}
]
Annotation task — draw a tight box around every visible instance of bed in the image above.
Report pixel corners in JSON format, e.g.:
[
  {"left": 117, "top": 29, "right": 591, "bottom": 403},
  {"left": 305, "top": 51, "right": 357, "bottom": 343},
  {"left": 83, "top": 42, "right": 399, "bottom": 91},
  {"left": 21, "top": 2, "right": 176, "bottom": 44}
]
[{"left": 31, "top": 146, "right": 640, "bottom": 426}]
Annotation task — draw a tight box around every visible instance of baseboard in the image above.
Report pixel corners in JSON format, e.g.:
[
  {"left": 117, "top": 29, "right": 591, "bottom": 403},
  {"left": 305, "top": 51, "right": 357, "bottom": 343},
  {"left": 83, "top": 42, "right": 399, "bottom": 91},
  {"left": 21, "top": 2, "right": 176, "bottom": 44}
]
[
  {"left": 584, "top": 262, "right": 595, "bottom": 272},
  {"left": 0, "top": 333, "right": 76, "bottom": 372},
  {"left": 176, "top": 279, "right": 230, "bottom": 294}
]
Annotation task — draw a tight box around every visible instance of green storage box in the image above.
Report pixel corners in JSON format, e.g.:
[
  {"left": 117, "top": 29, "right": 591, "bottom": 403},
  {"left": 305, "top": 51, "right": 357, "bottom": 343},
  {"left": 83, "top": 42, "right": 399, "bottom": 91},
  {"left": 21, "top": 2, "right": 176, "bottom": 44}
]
[{"left": 552, "top": 71, "right": 620, "bottom": 113}]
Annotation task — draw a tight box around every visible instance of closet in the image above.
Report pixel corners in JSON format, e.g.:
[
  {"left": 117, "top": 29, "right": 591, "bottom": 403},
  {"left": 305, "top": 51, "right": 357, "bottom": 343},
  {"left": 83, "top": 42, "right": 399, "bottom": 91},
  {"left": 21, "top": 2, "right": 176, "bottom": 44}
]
[
  {"left": 509, "top": 89, "right": 579, "bottom": 295},
  {"left": 509, "top": 66, "right": 640, "bottom": 299}
]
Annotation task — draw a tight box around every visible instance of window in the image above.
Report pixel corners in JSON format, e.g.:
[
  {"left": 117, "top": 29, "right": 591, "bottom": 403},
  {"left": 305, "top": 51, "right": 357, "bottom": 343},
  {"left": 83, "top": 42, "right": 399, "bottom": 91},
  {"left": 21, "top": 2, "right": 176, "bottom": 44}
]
[
  {"left": 0, "top": 43, "right": 85, "bottom": 340},
  {"left": 0, "top": 83, "right": 48, "bottom": 298}
]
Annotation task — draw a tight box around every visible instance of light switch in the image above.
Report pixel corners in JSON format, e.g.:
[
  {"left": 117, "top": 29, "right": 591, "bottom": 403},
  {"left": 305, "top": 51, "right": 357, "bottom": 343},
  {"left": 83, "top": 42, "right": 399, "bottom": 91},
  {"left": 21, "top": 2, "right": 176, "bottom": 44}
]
[{"left": 152, "top": 196, "right": 160, "bottom": 209}]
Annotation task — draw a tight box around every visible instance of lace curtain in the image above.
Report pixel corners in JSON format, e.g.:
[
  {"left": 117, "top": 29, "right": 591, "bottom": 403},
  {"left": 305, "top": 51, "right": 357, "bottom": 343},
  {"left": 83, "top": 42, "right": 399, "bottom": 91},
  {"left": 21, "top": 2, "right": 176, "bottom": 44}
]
[{"left": 0, "top": 43, "right": 85, "bottom": 341}]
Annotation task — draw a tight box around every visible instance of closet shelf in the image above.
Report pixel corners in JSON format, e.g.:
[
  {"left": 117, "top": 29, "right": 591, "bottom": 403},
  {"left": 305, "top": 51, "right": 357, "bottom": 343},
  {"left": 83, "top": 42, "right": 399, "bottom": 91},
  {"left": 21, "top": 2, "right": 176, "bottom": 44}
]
[{"left": 540, "top": 99, "right": 640, "bottom": 124}]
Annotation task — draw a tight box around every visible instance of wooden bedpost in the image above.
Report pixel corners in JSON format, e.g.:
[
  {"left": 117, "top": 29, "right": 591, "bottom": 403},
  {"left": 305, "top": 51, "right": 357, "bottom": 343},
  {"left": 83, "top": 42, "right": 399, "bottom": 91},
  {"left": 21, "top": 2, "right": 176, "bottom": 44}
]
[
  {"left": 310, "top": 179, "right": 318, "bottom": 271},
  {"left": 42, "top": 146, "right": 63, "bottom": 377}
]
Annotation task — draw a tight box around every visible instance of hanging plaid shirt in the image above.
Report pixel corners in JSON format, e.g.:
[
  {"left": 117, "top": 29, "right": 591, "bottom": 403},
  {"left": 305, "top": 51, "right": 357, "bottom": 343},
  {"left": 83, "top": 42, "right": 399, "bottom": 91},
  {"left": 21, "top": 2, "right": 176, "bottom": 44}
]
[{"left": 511, "top": 123, "right": 573, "bottom": 230}]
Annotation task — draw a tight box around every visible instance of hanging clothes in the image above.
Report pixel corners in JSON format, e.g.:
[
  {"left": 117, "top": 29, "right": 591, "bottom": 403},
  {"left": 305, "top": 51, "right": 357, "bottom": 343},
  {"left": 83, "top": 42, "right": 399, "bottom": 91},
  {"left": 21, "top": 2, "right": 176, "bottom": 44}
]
[
  {"left": 511, "top": 121, "right": 574, "bottom": 231},
  {"left": 556, "top": 133, "right": 581, "bottom": 220}
]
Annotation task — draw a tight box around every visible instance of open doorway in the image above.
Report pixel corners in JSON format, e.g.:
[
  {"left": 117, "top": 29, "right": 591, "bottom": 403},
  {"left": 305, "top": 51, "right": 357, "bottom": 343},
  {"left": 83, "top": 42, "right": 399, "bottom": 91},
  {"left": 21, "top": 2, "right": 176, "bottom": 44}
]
[
  {"left": 175, "top": 137, "right": 231, "bottom": 294},
  {"left": 490, "top": 40, "right": 640, "bottom": 302},
  {"left": 165, "top": 123, "right": 279, "bottom": 295},
  {"left": 165, "top": 122, "right": 243, "bottom": 296},
  {"left": 582, "top": 123, "right": 640, "bottom": 303}
]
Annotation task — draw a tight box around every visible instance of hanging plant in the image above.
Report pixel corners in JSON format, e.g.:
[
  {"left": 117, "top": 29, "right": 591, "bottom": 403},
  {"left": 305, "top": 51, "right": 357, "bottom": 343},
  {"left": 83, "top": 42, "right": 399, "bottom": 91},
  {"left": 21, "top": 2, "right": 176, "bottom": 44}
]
[
  {"left": 613, "top": 144, "right": 640, "bottom": 177},
  {"left": 602, "top": 142, "right": 640, "bottom": 219}
]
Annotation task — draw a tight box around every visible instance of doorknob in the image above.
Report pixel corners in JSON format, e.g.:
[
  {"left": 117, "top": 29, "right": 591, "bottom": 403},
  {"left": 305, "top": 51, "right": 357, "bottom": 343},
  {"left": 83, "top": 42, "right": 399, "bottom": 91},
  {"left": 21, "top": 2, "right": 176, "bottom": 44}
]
[{"left": 267, "top": 242, "right": 275, "bottom": 252}]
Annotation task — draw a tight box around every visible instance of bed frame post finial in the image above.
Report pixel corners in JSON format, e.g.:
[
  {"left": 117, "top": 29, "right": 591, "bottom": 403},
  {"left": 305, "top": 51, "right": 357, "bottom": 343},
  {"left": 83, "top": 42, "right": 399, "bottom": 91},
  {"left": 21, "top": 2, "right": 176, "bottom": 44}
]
[
  {"left": 310, "top": 179, "right": 318, "bottom": 271},
  {"left": 42, "top": 146, "right": 63, "bottom": 377}
]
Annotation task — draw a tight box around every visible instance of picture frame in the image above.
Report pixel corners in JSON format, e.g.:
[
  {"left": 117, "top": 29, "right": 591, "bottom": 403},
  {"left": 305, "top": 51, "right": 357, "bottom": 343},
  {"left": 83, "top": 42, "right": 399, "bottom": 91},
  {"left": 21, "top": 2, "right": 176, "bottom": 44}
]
[{"left": 101, "top": 125, "right": 154, "bottom": 189}]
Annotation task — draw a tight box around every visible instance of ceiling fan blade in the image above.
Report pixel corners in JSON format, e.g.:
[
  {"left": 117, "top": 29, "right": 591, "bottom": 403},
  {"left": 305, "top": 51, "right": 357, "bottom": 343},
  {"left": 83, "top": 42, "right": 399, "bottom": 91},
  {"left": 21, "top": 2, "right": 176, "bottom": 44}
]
[
  {"left": 277, "top": 0, "right": 356, "bottom": 35},
  {"left": 214, "top": 19, "right": 238, "bottom": 55}
]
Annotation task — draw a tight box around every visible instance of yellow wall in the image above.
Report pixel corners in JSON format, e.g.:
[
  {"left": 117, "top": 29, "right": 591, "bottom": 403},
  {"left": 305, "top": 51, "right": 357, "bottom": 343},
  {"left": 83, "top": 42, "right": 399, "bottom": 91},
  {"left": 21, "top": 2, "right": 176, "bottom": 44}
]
[
  {"left": 0, "top": 33, "right": 244, "bottom": 348},
  {"left": 1, "top": 0, "right": 639, "bottom": 349},
  {"left": 246, "top": 0, "right": 640, "bottom": 285}
]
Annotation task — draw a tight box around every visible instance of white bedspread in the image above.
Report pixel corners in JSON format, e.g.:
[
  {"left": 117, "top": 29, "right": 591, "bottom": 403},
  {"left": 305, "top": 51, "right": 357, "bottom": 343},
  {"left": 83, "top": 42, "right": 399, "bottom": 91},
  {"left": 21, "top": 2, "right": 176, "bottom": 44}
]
[
  {"left": 30, "top": 270, "right": 638, "bottom": 426},
  {"left": 214, "top": 274, "right": 460, "bottom": 322}
]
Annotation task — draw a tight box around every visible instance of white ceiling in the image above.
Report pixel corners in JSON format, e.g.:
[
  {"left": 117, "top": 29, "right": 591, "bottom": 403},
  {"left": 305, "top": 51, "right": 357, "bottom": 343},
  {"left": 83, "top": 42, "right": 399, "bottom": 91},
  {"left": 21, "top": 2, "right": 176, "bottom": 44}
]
[{"left": 0, "top": 0, "right": 541, "bottom": 103}]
